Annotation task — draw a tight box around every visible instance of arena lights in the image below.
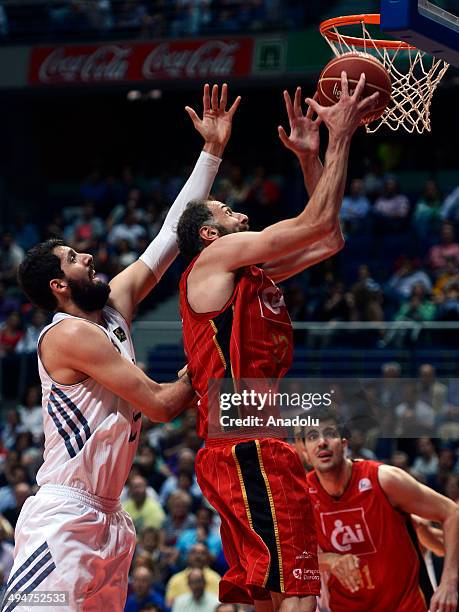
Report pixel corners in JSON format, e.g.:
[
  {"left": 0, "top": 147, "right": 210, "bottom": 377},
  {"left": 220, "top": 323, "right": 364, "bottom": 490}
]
[{"left": 126, "top": 89, "right": 162, "bottom": 101}]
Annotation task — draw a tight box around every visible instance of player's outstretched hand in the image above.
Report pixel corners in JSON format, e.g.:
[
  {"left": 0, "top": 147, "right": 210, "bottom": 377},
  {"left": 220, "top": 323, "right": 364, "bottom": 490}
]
[
  {"left": 430, "top": 580, "right": 458, "bottom": 612},
  {"left": 305, "top": 71, "right": 379, "bottom": 141},
  {"left": 185, "top": 83, "right": 241, "bottom": 158},
  {"left": 329, "top": 553, "right": 363, "bottom": 593},
  {"left": 278, "top": 87, "right": 322, "bottom": 159}
]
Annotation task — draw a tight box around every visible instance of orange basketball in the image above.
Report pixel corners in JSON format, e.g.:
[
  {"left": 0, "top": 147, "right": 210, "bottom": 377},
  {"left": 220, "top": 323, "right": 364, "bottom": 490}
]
[{"left": 317, "top": 52, "right": 392, "bottom": 124}]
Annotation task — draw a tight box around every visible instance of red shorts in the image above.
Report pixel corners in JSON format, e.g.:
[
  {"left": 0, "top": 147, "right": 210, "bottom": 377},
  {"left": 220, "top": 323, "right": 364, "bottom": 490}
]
[{"left": 195, "top": 437, "right": 320, "bottom": 605}]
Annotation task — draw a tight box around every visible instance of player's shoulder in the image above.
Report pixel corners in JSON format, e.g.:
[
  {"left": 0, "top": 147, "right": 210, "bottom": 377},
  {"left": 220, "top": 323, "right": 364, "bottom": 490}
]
[{"left": 42, "top": 317, "right": 107, "bottom": 352}]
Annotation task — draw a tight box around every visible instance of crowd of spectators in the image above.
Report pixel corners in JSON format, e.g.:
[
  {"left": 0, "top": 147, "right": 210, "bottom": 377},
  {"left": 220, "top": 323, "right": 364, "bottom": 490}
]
[
  {"left": 0, "top": 358, "right": 457, "bottom": 610},
  {"left": 0, "top": 0, "right": 329, "bottom": 42},
  {"left": 1, "top": 158, "right": 459, "bottom": 398}
]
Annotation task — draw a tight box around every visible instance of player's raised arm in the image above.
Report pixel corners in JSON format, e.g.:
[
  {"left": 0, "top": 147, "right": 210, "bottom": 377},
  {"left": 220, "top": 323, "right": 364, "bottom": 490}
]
[
  {"left": 43, "top": 319, "right": 194, "bottom": 422},
  {"left": 197, "top": 73, "right": 377, "bottom": 274},
  {"left": 108, "top": 83, "right": 241, "bottom": 324},
  {"left": 378, "top": 464, "right": 459, "bottom": 612},
  {"left": 263, "top": 87, "right": 344, "bottom": 281}
]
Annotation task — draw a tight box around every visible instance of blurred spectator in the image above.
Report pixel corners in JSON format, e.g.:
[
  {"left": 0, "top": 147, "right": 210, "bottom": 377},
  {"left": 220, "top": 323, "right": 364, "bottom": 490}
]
[
  {"left": 0, "top": 282, "right": 20, "bottom": 325},
  {"left": 436, "top": 280, "right": 459, "bottom": 321},
  {"left": 123, "top": 475, "right": 165, "bottom": 532},
  {"left": 159, "top": 448, "right": 199, "bottom": 507},
  {"left": 85, "top": 0, "right": 113, "bottom": 31},
  {"left": 351, "top": 265, "right": 384, "bottom": 322},
  {"left": 136, "top": 526, "right": 174, "bottom": 585},
  {"left": 3, "top": 483, "right": 32, "bottom": 528},
  {"left": 15, "top": 310, "right": 48, "bottom": 354},
  {"left": 135, "top": 444, "right": 168, "bottom": 493},
  {"left": 373, "top": 177, "right": 410, "bottom": 230},
  {"left": 176, "top": 506, "right": 222, "bottom": 565},
  {"left": 386, "top": 259, "right": 432, "bottom": 302},
  {"left": 165, "top": 544, "right": 220, "bottom": 607},
  {"left": 427, "top": 447, "right": 457, "bottom": 492},
  {"left": 108, "top": 211, "right": 147, "bottom": 249},
  {"left": 395, "top": 384, "right": 435, "bottom": 434},
  {"left": 0, "top": 411, "right": 26, "bottom": 453},
  {"left": 125, "top": 566, "right": 165, "bottom": 612},
  {"left": 340, "top": 178, "right": 370, "bottom": 233},
  {"left": 417, "top": 364, "right": 447, "bottom": 415},
  {"left": 428, "top": 222, "right": 459, "bottom": 273},
  {"left": 68, "top": 202, "right": 105, "bottom": 251},
  {"left": 389, "top": 450, "right": 411, "bottom": 472},
  {"left": 0, "top": 463, "right": 29, "bottom": 513},
  {"left": 9, "top": 214, "right": 39, "bottom": 252},
  {"left": 445, "top": 473, "right": 459, "bottom": 504},
  {"left": 441, "top": 184, "right": 459, "bottom": 224},
  {"left": 432, "top": 256, "right": 459, "bottom": 298},
  {"left": 0, "top": 520, "right": 13, "bottom": 581},
  {"left": 412, "top": 180, "right": 442, "bottom": 240},
  {"left": 0, "top": 311, "right": 24, "bottom": 357},
  {"left": 172, "top": 568, "right": 219, "bottom": 612},
  {"left": 0, "top": 3, "right": 8, "bottom": 37},
  {"left": 0, "top": 233, "right": 24, "bottom": 286},
  {"left": 411, "top": 437, "right": 439, "bottom": 481},
  {"left": 80, "top": 170, "right": 108, "bottom": 205},
  {"left": 117, "top": 0, "right": 149, "bottom": 29},
  {"left": 163, "top": 491, "right": 196, "bottom": 547},
  {"left": 17, "top": 386, "right": 43, "bottom": 443},
  {"left": 216, "top": 165, "right": 250, "bottom": 209},
  {"left": 394, "top": 284, "right": 436, "bottom": 323},
  {"left": 347, "top": 428, "right": 376, "bottom": 460}
]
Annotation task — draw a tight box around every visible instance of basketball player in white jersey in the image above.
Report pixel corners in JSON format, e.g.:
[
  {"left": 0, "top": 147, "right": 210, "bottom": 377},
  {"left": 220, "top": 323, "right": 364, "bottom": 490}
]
[{"left": 2, "top": 84, "right": 240, "bottom": 612}]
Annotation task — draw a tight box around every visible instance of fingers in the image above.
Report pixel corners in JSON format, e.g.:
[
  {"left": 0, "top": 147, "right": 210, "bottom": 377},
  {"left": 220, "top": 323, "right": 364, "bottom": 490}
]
[
  {"left": 277, "top": 125, "right": 291, "bottom": 148},
  {"left": 353, "top": 72, "right": 366, "bottom": 100},
  {"left": 211, "top": 84, "right": 219, "bottom": 112},
  {"left": 305, "top": 96, "right": 324, "bottom": 117},
  {"left": 293, "top": 86, "right": 302, "bottom": 118},
  {"left": 220, "top": 82, "right": 228, "bottom": 111},
  {"left": 305, "top": 92, "right": 317, "bottom": 120},
  {"left": 283, "top": 90, "right": 294, "bottom": 124},
  {"left": 185, "top": 105, "right": 200, "bottom": 126},
  {"left": 203, "top": 83, "right": 210, "bottom": 113},
  {"left": 227, "top": 95, "right": 241, "bottom": 117},
  {"left": 341, "top": 71, "right": 349, "bottom": 97},
  {"left": 358, "top": 91, "right": 379, "bottom": 113}
]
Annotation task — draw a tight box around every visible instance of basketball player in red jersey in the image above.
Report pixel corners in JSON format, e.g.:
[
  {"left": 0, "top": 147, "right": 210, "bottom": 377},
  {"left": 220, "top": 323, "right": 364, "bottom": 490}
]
[
  {"left": 176, "top": 74, "right": 379, "bottom": 612},
  {"left": 296, "top": 412, "right": 459, "bottom": 612}
]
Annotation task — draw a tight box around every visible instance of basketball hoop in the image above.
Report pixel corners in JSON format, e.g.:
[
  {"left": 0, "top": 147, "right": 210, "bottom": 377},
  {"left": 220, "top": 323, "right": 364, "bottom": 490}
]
[{"left": 320, "top": 14, "right": 449, "bottom": 133}]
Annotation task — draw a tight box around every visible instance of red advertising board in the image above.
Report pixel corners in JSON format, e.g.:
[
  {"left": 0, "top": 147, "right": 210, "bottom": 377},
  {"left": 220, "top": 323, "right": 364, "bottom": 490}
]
[{"left": 28, "top": 38, "right": 254, "bottom": 85}]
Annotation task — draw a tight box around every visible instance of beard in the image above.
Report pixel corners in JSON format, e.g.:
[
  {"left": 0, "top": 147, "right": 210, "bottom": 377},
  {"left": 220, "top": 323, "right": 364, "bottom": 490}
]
[{"left": 67, "top": 277, "right": 111, "bottom": 312}]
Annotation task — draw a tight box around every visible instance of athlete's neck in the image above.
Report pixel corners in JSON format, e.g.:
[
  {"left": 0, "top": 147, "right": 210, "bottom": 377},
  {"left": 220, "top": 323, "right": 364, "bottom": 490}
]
[
  {"left": 316, "top": 458, "right": 353, "bottom": 499},
  {"left": 57, "top": 304, "right": 104, "bottom": 326}
]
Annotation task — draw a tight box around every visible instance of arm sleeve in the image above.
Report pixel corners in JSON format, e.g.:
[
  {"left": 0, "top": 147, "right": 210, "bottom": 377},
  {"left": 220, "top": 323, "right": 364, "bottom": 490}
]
[{"left": 139, "top": 151, "right": 221, "bottom": 281}]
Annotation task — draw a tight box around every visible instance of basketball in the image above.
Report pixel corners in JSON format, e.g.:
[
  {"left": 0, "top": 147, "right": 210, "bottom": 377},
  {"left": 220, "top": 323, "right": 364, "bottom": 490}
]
[{"left": 317, "top": 52, "right": 392, "bottom": 124}]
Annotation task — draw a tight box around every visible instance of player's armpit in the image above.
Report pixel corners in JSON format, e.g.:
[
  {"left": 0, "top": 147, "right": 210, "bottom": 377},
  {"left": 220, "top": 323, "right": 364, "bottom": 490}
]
[
  {"left": 49, "top": 319, "right": 194, "bottom": 422},
  {"left": 263, "top": 224, "right": 345, "bottom": 282},
  {"left": 411, "top": 514, "right": 445, "bottom": 557}
]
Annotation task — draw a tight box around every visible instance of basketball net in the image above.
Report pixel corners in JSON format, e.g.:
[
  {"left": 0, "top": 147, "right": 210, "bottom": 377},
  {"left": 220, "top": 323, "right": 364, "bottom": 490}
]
[{"left": 320, "top": 14, "right": 449, "bottom": 133}]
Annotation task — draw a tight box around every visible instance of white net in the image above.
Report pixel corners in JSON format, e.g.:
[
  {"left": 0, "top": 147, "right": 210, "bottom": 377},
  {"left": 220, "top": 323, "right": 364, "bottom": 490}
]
[{"left": 321, "top": 18, "right": 449, "bottom": 133}]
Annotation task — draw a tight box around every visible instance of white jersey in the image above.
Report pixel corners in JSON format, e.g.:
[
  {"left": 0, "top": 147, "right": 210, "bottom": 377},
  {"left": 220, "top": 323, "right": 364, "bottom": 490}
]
[{"left": 35, "top": 306, "right": 141, "bottom": 499}]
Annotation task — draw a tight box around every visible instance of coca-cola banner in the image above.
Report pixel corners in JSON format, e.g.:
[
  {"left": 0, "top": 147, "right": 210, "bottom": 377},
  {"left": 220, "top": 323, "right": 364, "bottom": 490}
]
[{"left": 28, "top": 38, "right": 254, "bottom": 86}]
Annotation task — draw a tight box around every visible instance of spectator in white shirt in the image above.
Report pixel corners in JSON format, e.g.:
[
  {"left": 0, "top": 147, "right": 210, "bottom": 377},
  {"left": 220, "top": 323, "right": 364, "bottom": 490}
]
[{"left": 172, "top": 569, "right": 219, "bottom": 612}]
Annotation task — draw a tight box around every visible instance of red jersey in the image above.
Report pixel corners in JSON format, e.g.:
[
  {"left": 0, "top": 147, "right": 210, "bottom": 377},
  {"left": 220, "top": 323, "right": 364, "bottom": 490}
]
[
  {"left": 306, "top": 460, "right": 432, "bottom": 612},
  {"left": 179, "top": 258, "right": 293, "bottom": 439}
]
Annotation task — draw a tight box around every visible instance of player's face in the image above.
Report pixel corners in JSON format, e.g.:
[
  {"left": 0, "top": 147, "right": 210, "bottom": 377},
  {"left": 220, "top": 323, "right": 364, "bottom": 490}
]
[
  {"left": 53, "top": 245, "right": 111, "bottom": 312},
  {"left": 303, "top": 420, "right": 347, "bottom": 473},
  {"left": 208, "top": 201, "right": 249, "bottom": 235}
]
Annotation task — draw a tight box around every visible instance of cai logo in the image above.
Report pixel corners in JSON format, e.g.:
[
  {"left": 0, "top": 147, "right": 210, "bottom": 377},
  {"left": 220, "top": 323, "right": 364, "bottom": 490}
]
[{"left": 320, "top": 508, "right": 377, "bottom": 555}]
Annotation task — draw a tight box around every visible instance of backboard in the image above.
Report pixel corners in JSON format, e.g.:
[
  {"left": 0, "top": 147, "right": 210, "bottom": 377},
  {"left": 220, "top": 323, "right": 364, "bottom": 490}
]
[{"left": 381, "top": 0, "right": 459, "bottom": 66}]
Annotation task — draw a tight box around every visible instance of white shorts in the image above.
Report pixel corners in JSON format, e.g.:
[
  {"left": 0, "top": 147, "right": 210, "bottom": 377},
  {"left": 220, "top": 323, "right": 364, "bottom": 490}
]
[{"left": 1, "top": 484, "right": 136, "bottom": 612}]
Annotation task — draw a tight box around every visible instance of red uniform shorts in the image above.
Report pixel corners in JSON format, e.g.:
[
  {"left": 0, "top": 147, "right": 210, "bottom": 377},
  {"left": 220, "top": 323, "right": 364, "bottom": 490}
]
[{"left": 195, "top": 437, "right": 320, "bottom": 604}]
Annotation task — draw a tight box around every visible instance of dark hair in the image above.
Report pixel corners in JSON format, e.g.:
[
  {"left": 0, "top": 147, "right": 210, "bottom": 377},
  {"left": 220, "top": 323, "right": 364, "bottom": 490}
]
[
  {"left": 176, "top": 200, "right": 215, "bottom": 260},
  {"left": 17, "top": 239, "right": 65, "bottom": 312}
]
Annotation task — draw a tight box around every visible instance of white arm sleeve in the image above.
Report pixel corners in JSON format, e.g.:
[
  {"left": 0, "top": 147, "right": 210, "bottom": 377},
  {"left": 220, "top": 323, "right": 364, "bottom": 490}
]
[{"left": 139, "top": 150, "right": 221, "bottom": 281}]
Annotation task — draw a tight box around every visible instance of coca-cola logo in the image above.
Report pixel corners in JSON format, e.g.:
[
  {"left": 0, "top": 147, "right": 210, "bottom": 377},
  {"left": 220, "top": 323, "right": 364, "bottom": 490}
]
[
  {"left": 38, "top": 45, "right": 132, "bottom": 84},
  {"left": 142, "top": 41, "right": 239, "bottom": 79}
]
